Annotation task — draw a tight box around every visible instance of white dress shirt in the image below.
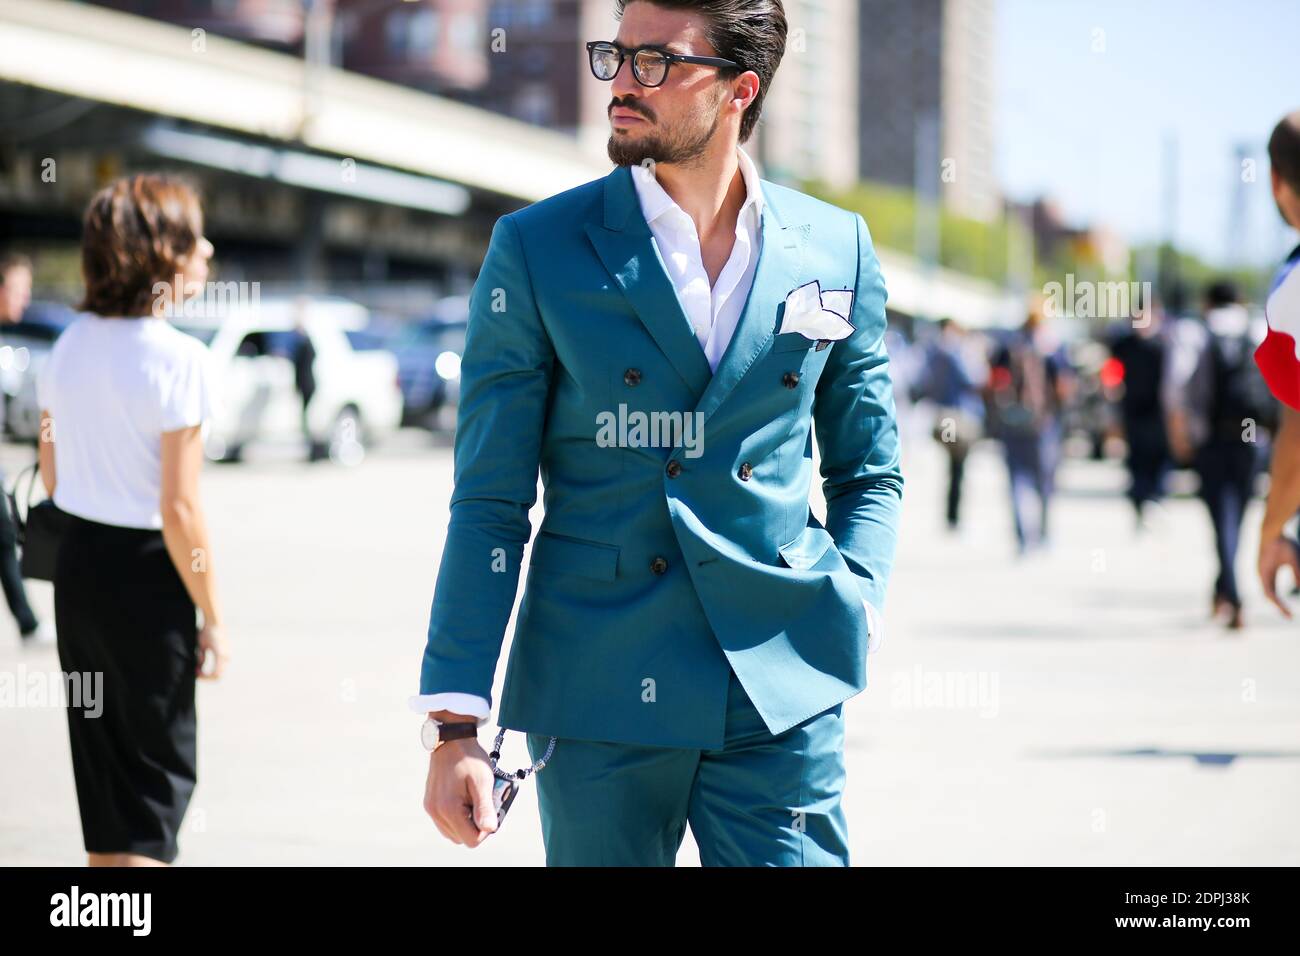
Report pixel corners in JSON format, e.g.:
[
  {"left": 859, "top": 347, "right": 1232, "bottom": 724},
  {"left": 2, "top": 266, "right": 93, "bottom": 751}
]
[
  {"left": 633, "top": 146, "right": 765, "bottom": 371},
  {"left": 410, "top": 148, "right": 884, "bottom": 723}
]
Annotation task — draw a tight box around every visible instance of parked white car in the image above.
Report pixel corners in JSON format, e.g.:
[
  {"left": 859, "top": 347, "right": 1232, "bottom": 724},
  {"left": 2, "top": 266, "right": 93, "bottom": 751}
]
[
  {"left": 1, "top": 302, "right": 77, "bottom": 443},
  {"left": 176, "top": 296, "right": 403, "bottom": 464}
]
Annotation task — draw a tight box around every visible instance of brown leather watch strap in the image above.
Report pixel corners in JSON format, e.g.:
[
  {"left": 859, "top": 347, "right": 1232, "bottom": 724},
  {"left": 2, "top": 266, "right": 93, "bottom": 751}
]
[{"left": 436, "top": 721, "right": 478, "bottom": 744}]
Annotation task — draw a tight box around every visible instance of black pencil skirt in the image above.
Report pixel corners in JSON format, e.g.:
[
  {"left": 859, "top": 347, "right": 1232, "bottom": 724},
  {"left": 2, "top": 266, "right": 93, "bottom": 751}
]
[{"left": 53, "top": 513, "right": 198, "bottom": 863}]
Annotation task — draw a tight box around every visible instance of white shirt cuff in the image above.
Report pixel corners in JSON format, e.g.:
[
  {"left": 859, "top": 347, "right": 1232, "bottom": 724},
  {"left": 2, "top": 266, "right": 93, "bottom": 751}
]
[
  {"left": 407, "top": 693, "right": 491, "bottom": 726},
  {"left": 864, "top": 599, "right": 886, "bottom": 654}
]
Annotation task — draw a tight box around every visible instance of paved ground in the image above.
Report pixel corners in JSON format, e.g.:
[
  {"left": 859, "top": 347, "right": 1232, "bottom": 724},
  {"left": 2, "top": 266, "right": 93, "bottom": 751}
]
[{"left": 2, "top": 419, "right": 1299, "bottom": 866}]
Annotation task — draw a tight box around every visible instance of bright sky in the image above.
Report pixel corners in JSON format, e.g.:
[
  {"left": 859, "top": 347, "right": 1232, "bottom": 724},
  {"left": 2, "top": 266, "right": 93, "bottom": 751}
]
[{"left": 997, "top": 0, "right": 1300, "bottom": 268}]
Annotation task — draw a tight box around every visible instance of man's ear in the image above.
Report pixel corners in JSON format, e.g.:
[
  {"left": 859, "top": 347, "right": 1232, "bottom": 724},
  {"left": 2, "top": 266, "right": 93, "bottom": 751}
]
[{"left": 731, "top": 70, "right": 760, "bottom": 114}]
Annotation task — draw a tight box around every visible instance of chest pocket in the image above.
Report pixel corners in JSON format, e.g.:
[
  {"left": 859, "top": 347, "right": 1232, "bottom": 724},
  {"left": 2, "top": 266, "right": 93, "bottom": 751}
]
[{"left": 772, "top": 331, "right": 818, "bottom": 353}]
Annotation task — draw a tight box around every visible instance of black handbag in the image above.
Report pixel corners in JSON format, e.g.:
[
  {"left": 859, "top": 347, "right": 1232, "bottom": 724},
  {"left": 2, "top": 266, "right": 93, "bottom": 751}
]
[{"left": 6, "top": 462, "right": 70, "bottom": 582}]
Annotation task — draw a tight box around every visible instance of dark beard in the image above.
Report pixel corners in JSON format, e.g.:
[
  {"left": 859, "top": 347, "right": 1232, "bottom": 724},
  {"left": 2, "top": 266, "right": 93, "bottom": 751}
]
[{"left": 606, "top": 101, "right": 723, "bottom": 168}]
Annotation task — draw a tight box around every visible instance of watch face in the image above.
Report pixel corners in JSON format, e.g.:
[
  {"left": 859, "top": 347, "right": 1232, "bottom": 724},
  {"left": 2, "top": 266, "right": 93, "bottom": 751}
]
[{"left": 420, "top": 718, "right": 439, "bottom": 751}]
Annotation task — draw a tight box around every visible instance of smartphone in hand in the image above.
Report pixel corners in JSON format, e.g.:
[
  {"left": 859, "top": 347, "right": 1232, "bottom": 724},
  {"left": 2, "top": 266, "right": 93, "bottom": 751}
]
[{"left": 491, "top": 776, "right": 519, "bottom": 828}]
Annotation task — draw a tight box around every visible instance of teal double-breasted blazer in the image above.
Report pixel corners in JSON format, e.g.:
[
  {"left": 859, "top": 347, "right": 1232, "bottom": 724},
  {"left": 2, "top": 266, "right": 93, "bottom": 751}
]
[{"left": 418, "top": 164, "right": 902, "bottom": 749}]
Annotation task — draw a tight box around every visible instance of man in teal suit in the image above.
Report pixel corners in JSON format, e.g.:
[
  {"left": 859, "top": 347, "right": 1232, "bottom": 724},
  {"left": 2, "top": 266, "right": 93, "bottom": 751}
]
[{"left": 416, "top": 0, "right": 902, "bottom": 866}]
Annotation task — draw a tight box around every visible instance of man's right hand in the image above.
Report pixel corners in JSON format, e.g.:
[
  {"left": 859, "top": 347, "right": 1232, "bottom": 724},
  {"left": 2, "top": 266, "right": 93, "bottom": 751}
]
[
  {"left": 1259, "top": 534, "right": 1300, "bottom": 618},
  {"left": 423, "top": 729, "right": 499, "bottom": 847}
]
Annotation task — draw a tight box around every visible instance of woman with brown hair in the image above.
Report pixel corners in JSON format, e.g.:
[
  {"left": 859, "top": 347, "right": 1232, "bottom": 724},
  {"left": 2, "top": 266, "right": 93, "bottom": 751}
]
[{"left": 37, "top": 173, "right": 228, "bottom": 866}]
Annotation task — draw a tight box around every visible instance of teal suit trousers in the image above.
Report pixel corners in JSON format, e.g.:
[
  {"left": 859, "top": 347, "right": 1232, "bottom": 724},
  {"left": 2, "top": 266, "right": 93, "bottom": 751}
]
[{"left": 527, "top": 666, "right": 849, "bottom": 866}]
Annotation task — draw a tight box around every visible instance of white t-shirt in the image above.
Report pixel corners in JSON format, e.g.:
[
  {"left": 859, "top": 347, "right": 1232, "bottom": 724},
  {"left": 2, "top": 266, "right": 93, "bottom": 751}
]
[{"left": 37, "top": 315, "right": 215, "bottom": 530}]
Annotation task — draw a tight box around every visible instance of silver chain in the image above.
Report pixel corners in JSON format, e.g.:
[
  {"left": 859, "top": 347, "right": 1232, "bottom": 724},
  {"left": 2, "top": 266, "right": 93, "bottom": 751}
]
[{"left": 488, "top": 728, "right": 555, "bottom": 781}]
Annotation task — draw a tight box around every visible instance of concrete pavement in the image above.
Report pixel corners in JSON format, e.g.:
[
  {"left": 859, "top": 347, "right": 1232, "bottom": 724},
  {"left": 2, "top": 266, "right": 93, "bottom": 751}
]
[{"left": 2, "top": 426, "right": 1298, "bottom": 866}]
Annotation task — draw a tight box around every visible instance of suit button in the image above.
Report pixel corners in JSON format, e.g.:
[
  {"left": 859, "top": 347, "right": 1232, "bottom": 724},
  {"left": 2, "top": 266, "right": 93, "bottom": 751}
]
[
  {"left": 666, "top": 460, "right": 682, "bottom": 478},
  {"left": 623, "top": 367, "right": 642, "bottom": 386},
  {"left": 783, "top": 371, "right": 801, "bottom": 389},
  {"left": 738, "top": 462, "right": 753, "bottom": 481},
  {"left": 650, "top": 556, "right": 668, "bottom": 575}
]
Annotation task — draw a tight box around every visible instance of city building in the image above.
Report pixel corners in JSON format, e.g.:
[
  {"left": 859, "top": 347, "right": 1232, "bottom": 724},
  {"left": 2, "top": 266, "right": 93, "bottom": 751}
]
[
  {"left": 90, "top": 0, "right": 307, "bottom": 48},
  {"left": 338, "top": 0, "right": 490, "bottom": 92},
  {"left": 755, "top": 0, "right": 859, "bottom": 190},
  {"left": 857, "top": 0, "right": 999, "bottom": 221}
]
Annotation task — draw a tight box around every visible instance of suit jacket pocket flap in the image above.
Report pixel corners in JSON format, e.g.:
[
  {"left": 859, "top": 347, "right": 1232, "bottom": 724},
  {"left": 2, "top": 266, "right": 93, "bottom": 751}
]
[
  {"left": 772, "top": 331, "right": 816, "bottom": 353},
  {"left": 777, "top": 526, "right": 835, "bottom": 569},
  {"left": 530, "top": 530, "right": 620, "bottom": 582}
]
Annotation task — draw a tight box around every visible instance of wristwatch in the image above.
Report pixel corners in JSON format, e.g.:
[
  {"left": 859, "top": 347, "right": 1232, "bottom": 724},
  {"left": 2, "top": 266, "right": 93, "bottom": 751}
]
[{"left": 421, "top": 717, "right": 478, "bottom": 752}]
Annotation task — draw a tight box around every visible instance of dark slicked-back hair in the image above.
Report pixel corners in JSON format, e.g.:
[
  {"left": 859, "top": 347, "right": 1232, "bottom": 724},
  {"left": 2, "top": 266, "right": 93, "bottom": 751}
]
[
  {"left": 1269, "top": 110, "right": 1300, "bottom": 193},
  {"left": 614, "top": 0, "right": 787, "bottom": 142}
]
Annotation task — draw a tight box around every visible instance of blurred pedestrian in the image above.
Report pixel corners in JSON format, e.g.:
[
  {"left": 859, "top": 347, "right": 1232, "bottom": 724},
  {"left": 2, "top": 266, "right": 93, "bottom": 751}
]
[
  {"left": 291, "top": 302, "right": 322, "bottom": 461},
  {"left": 37, "top": 174, "right": 228, "bottom": 865},
  {"left": 1109, "top": 295, "right": 1172, "bottom": 528},
  {"left": 917, "top": 317, "right": 986, "bottom": 530},
  {"left": 0, "top": 251, "right": 52, "bottom": 645},
  {"left": 1172, "top": 281, "right": 1275, "bottom": 629},
  {"left": 1253, "top": 109, "right": 1300, "bottom": 615},
  {"left": 987, "top": 299, "right": 1073, "bottom": 554}
]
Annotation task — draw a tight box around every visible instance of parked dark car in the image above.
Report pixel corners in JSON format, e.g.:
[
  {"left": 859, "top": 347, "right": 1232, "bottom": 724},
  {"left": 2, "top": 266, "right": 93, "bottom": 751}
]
[{"left": 391, "top": 297, "right": 468, "bottom": 431}]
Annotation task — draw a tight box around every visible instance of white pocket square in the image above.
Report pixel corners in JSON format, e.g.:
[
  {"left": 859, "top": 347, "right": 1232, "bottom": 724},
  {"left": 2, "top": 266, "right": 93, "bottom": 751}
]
[{"left": 779, "top": 280, "right": 855, "bottom": 342}]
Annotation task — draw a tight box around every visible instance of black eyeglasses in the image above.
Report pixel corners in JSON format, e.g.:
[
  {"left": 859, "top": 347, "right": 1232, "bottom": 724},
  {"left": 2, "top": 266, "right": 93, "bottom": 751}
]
[{"left": 586, "top": 40, "right": 740, "bottom": 89}]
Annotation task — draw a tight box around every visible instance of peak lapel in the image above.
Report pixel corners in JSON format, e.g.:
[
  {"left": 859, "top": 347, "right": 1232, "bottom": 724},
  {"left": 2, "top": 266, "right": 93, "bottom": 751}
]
[
  {"left": 695, "top": 194, "right": 809, "bottom": 425},
  {"left": 584, "top": 166, "right": 713, "bottom": 400}
]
